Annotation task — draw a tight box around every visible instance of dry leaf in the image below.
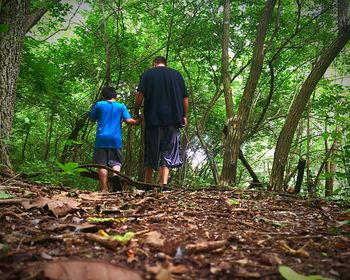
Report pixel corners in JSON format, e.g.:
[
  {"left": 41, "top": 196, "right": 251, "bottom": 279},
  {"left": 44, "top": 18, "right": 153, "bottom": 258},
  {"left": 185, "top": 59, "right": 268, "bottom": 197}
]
[
  {"left": 144, "top": 231, "right": 165, "bottom": 248},
  {"left": 259, "top": 253, "right": 282, "bottom": 266},
  {"left": 21, "top": 196, "right": 80, "bottom": 217},
  {"left": 278, "top": 240, "right": 309, "bottom": 257},
  {"left": 29, "top": 260, "right": 143, "bottom": 280},
  {"left": 146, "top": 264, "right": 171, "bottom": 280}
]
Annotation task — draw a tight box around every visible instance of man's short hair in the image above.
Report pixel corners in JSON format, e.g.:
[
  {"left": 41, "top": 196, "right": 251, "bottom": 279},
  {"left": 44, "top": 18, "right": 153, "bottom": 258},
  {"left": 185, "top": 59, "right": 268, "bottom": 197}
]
[
  {"left": 101, "top": 86, "right": 117, "bottom": 100},
  {"left": 153, "top": 56, "right": 167, "bottom": 66}
]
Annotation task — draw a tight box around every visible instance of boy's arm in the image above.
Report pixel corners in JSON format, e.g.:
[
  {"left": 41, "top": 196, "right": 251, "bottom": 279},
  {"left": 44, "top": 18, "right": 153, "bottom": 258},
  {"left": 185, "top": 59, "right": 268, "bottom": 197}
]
[
  {"left": 121, "top": 104, "right": 142, "bottom": 125},
  {"left": 89, "top": 103, "right": 98, "bottom": 121},
  {"left": 124, "top": 117, "right": 142, "bottom": 125}
]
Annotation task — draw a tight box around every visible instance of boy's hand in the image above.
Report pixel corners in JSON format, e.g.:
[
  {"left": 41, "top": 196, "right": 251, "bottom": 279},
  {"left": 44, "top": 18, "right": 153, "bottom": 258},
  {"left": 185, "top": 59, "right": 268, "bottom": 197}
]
[{"left": 135, "top": 116, "right": 143, "bottom": 125}]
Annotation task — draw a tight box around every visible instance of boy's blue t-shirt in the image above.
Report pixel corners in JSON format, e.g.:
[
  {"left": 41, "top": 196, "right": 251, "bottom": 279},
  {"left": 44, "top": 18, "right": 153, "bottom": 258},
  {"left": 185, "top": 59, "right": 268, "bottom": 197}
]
[{"left": 89, "top": 101, "right": 131, "bottom": 149}]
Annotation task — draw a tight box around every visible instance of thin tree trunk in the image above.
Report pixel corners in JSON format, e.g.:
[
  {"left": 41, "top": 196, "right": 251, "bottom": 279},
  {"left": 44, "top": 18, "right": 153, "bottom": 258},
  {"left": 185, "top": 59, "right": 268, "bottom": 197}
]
[
  {"left": 221, "top": 0, "right": 277, "bottom": 185},
  {"left": 270, "top": 1, "right": 350, "bottom": 191},
  {"left": 124, "top": 125, "right": 132, "bottom": 176},
  {"left": 314, "top": 142, "right": 336, "bottom": 189},
  {"left": 220, "top": 0, "right": 235, "bottom": 185},
  {"left": 21, "top": 126, "right": 31, "bottom": 163},
  {"left": 137, "top": 121, "right": 144, "bottom": 181},
  {"left": 294, "top": 158, "right": 306, "bottom": 194},
  {"left": 60, "top": 113, "right": 89, "bottom": 163},
  {"left": 44, "top": 112, "right": 54, "bottom": 161},
  {"left": 239, "top": 149, "right": 262, "bottom": 187}
]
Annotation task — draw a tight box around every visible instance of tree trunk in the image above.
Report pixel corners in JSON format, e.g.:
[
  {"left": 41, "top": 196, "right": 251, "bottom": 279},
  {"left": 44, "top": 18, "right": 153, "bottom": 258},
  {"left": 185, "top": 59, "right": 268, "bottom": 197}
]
[
  {"left": 0, "top": 0, "right": 61, "bottom": 175},
  {"left": 239, "top": 149, "right": 262, "bottom": 188},
  {"left": 44, "top": 111, "right": 54, "bottom": 161},
  {"left": 221, "top": 0, "right": 277, "bottom": 185},
  {"left": 0, "top": 1, "right": 29, "bottom": 175},
  {"left": 270, "top": 3, "right": 350, "bottom": 191},
  {"left": 294, "top": 158, "right": 306, "bottom": 194},
  {"left": 21, "top": 125, "right": 31, "bottom": 163},
  {"left": 220, "top": 0, "right": 235, "bottom": 185},
  {"left": 60, "top": 113, "right": 89, "bottom": 163}
]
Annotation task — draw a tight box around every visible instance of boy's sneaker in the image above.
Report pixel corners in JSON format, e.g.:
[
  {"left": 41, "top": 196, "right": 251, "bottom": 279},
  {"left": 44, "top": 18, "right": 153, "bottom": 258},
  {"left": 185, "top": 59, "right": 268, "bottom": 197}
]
[
  {"left": 111, "top": 176, "right": 122, "bottom": 192},
  {"left": 161, "top": 184, "right": 170, "bottom": 191}
]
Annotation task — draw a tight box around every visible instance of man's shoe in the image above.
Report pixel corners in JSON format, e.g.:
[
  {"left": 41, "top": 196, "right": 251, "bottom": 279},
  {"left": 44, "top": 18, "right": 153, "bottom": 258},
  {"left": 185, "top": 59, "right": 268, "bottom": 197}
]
[{"left": 111, "top": 176, "right": 122, "bottom": 192}]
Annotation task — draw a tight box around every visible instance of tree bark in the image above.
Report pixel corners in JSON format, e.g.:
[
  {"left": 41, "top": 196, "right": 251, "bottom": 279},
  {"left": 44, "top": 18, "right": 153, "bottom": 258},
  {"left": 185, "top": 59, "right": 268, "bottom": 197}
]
[
  {"left": 270, "top": 31, "right": 350, "bottom": 191},
  {"left": 0, "top": 0, "right": 61, "bottom": 175},
  {"left": 0, "top": 1, "right": 29, "bottom": 175}
]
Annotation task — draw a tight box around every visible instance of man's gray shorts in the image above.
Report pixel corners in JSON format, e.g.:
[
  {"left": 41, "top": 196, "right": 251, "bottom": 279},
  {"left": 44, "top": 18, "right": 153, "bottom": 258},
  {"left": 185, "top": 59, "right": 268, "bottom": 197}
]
[
  {"left": 93, "top": 148, "right": 123, "bottom": 167},
  {"left": 144, "top": 126, "right": 183, "bottom": 170}
]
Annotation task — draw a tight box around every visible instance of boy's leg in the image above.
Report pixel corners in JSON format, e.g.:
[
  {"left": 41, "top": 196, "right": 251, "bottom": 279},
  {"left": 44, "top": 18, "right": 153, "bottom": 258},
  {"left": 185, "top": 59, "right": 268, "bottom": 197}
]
[
  {"left": 111, "top": 165, "right": 122, "bottom": 192},
  {"left": 98, "top": 168, "right": 109, "bottom": 193}
]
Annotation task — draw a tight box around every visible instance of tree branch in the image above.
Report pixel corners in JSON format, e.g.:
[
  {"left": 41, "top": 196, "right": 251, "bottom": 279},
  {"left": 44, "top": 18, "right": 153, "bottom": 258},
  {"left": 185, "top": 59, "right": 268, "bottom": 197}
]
[{"left": 25, "top": 0, "right": 62, "bottom": 33}]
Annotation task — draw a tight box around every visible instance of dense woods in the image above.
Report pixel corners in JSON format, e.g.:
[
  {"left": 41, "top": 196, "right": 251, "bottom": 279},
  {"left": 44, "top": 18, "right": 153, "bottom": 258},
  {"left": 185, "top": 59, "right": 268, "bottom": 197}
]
[{"left": 0, "top": 0, "right": 349, "bottom": 197}]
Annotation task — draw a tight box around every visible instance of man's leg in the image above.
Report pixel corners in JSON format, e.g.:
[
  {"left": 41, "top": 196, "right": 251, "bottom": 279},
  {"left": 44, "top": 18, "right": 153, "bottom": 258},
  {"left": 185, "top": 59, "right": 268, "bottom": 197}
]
[
  {"left": 144, "top": 166, "right": 154, "bottom": 183},
  {"left": 98, "top": 168, "right": 109, "bottom": 193},
  {"left": 160, "top": 166, "right": 170, "bottom": 185}
]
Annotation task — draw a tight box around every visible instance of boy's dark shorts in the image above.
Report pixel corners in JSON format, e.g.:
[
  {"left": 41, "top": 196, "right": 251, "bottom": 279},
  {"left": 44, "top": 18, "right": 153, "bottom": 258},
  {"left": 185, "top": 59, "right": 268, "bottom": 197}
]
[
  {"left": 144, "top": 125, "right": 183, "bottom": 170},
  {"left": 93, "top": 148, "right": 123, "bottom": 167}
]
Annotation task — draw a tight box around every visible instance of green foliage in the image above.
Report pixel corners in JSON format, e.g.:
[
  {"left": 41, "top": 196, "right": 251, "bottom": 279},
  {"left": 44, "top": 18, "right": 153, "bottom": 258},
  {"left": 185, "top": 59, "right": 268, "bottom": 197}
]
[
  {"left": 5, "top": 0, "right": 349, "bottom": 194},
  {"left": 57, "top": 162, "right": 87, "bottom": 175}
]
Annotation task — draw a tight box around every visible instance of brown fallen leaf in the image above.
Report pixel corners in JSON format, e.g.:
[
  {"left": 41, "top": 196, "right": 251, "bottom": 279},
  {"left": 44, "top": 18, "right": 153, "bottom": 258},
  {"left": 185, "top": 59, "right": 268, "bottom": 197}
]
[
  {"left": 26, "top": 260, "right": 143, "bottom": 280},
  {"left": 258, "top": 253, "right": 282, "bottom": 266},
  {"left": 146, "top": 264, "right": 171, "bottom": 280},
  {"left": 144, "top": 231, "right": 165, "bottom": 248},
  {"left": 21, "top": 196, "right": 80, "bottom": 217}
]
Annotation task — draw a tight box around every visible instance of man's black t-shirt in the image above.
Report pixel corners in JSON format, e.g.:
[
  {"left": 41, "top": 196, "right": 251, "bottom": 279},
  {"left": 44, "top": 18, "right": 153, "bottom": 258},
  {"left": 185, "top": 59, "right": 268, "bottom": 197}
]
[{"left": 137, "top": 66, "right": 188, "bottom": 127}]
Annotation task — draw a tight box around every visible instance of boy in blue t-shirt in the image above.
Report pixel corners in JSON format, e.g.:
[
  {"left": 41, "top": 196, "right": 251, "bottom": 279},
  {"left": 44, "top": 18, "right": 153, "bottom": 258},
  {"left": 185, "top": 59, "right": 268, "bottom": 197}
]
[{"left": 89, "top": 86, "right": 141, "bottom": 192}]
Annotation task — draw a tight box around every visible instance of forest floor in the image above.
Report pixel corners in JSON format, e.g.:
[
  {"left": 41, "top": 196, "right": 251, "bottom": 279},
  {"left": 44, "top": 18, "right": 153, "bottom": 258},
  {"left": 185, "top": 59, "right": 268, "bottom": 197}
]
[{"left": 0, "top": 178, "right": 349, "bottom": 280}]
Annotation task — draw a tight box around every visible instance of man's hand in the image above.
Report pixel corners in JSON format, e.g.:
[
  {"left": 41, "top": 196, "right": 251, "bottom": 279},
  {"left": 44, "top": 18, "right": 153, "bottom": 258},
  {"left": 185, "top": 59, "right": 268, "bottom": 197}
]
[
  {"left": 135, "top": 116, "right": 143, "bottom": 125},
  {"left": 180, "top": 116, "right": 187, "bottom": 127}
]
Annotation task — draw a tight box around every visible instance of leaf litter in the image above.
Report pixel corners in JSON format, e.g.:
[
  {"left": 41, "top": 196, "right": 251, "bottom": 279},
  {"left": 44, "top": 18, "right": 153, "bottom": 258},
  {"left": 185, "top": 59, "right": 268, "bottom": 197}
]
[{"left": 0, "top": 179, "right": 349, "bottom": 280}]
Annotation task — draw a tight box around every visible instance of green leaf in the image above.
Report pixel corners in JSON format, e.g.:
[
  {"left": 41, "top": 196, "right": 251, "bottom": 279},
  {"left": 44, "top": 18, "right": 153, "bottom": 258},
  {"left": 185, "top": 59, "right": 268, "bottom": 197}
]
[
  {"left": 279, "top": 265, "right": 307, "bottom": 280},
  {"left": 278, "top": 265, "right": 333, "bottom": 280},
  {"left": 0, "top": 191, "right": 14, "bottom": 199},
  {"left": 227, "top": 198, "right": 240, "bottom": 205},
  {"left": 109, "top": 232, "right": 135, "bottom": 245}
]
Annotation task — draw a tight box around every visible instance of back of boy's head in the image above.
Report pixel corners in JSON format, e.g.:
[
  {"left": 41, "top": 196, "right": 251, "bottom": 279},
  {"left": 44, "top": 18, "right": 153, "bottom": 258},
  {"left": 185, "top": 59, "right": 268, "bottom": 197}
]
[{"left": 101, "top": 86, "right": 117, "bottom": 100}]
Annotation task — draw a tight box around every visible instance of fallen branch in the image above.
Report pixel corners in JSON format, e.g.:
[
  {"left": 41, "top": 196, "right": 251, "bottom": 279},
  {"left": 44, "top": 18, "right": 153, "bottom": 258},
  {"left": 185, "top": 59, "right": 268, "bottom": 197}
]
[
  {"left": 185, "top": 240, "right": 228, "bottom": 253},
  {"left": 0, "top": 198, "right": 29, "bottom": 205}
]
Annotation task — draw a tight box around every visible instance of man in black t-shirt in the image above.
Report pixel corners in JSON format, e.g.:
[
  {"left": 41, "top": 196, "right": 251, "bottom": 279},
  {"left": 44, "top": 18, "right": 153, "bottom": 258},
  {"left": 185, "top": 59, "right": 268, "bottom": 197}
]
[{"left": 134, "top": 56, "right": 189, "bottom": 187}]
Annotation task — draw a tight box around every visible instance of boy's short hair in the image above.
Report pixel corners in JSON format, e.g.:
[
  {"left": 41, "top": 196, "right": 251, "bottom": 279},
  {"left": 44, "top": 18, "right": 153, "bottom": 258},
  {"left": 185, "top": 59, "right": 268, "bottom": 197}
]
[{"left": 101, "top": 86, "right": 117, "bottom": 100}]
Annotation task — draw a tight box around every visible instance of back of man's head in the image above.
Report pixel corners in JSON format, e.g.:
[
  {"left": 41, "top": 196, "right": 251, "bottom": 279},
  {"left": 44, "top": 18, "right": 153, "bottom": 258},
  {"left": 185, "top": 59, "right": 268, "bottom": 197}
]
[
  {"left": 153, "top": 56, "right": 167, "bottom": 66},
  {"left": 101, "top": 86, "right": 117, "bottom": 100}
]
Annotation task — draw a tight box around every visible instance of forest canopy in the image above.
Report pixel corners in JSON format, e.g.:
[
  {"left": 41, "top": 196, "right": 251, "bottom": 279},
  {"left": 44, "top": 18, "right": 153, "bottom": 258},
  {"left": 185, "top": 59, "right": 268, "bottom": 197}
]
[{"left": 0, "top": 0, "right": 349, "bottom": 197}]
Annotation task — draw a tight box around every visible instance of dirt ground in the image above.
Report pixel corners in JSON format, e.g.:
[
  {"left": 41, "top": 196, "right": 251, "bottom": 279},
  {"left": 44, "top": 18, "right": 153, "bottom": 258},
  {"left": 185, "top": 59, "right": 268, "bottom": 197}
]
[{"left": 0, "top": 179, "right": 349, "bottom": 280}]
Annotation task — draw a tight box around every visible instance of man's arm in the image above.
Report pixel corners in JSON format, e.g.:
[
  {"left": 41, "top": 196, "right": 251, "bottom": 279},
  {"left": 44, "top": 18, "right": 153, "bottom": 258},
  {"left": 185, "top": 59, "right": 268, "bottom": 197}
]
[
  {"left": 182, "top": 97, "right": 189, "bottom": 127},
  {"left": 134, "top": 91, "right": 144, "bottom": 117}
]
